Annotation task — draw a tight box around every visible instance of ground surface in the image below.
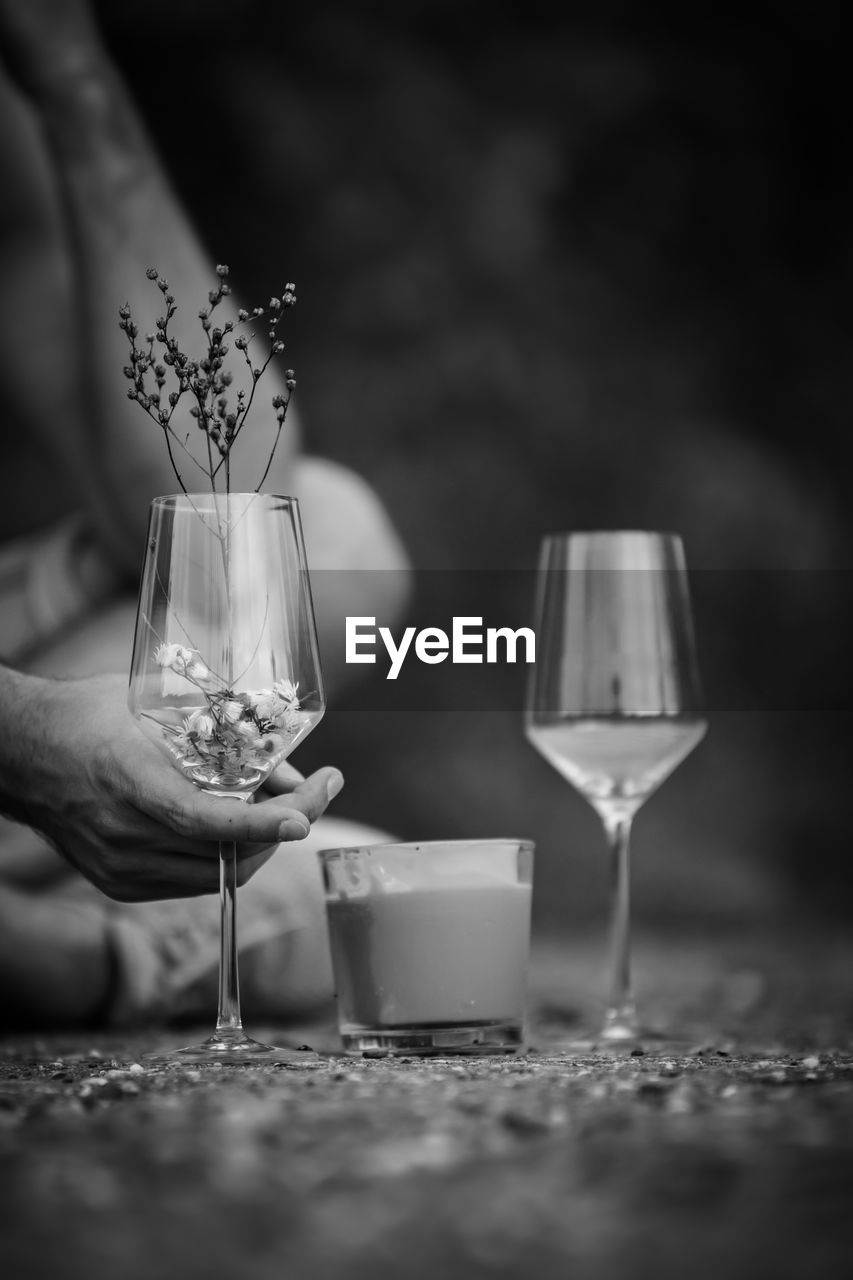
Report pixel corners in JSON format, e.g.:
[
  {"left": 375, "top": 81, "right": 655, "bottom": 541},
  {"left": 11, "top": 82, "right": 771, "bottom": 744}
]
[{"left": 2, "top": 933, "right": 852, "bottom": 1280}]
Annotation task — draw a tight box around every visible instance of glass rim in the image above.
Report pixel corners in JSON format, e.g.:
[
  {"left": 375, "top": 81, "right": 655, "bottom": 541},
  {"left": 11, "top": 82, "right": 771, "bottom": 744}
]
[
  {"left": 318, "top": 837, "right": 535, "bottom": 861},
  {"left": 149, "top": 492, "right": 299, "bottom": 508},
  {"left": 542, "top": 529, "right": 682, "bottom": 542}
]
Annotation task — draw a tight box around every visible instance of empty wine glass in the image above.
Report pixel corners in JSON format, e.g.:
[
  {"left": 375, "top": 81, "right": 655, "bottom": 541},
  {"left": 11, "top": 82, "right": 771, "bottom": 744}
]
[
  {"left": 525, "top": 531, "right": 707, "bottom": 1045},
  {"left": 128, "top": 493, "right": 325, "bottom": 1064}
]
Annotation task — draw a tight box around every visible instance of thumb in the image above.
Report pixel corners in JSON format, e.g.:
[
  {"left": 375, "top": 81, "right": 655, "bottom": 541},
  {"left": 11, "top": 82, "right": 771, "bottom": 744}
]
[{"left": 174, "top": 768, "right": 345, "bottom": 843}]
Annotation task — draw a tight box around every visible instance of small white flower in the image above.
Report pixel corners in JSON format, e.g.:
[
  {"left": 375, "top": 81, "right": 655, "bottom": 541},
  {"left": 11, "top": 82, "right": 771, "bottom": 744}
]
[
  {"left": 154, "top": 642, "right": 191, "bottom": 670},
  {"left": 281, "top": 706, "right": 306, "bottom": 736},
  {"left": 251, "top": 691, "right": 278, "bottom": 722},
  {"left": 185, "top": 655, "right": 213, "bottom": 684},
  {"left": 187, "top": 711, "right": 215, "bottom": 739},
  {"left": 273, "top": 678, "right": 300, "bottom": 705},
  {"left": 219, "top": 699, "right": 245, "bottom": 725},
  {"left": 172, "top": 727, "right": 194, "bottom": 752}
]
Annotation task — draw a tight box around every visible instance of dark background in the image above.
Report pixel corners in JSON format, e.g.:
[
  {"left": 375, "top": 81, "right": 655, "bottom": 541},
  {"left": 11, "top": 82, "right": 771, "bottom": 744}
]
[{"left": 28, "top": 0, "right": 853, "bottom": 936}]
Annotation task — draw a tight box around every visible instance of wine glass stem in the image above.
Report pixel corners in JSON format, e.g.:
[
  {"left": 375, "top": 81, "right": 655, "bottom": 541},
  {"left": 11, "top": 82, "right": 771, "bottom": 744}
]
[
  {"left": 215, "top": 841, "right": 243, "bottom": 1034},
  {"left": 602, "top": 809, "right": 638, "bottom": 1038}
]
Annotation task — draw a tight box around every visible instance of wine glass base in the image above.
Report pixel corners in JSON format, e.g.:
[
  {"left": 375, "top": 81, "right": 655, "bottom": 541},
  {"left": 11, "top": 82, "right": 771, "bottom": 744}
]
[
  {"left": 537, "top": 1025, "right": 704, "bottom": 1057},
  {"left": 142, "top": 1029, "right": 319, "bottom": 1067}
]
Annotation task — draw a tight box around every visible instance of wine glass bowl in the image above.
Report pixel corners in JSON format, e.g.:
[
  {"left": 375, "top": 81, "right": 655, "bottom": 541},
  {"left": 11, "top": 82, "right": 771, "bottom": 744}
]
[
  {"left": 525, "top": 531, "right": 707, "bottom": 1046},
  {"left": 130, "top": 493, "right": 324, "bottom": 798},
  {"left": 128, "top": 493, "right": 325, "bottom": 1064}
]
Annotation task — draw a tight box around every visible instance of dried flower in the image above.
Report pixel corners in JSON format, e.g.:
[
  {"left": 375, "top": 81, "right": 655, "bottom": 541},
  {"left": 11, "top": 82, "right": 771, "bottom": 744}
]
[
  {"left": 155, "top": 648, "right": 311, "bottom": 782},
  {"left": 119, "top": 264, "right": 296, "bottom": 496}
]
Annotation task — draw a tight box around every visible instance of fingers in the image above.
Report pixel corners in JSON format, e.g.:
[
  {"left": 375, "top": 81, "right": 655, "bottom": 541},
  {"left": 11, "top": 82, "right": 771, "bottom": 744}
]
[
  {"left": 272, "top": 768, "right": 345, "bottom": 830},
  {"left": 156, "top": 767, "right": 345, "bottom": 845},
  {"left": 101, "top": 844, "right": 275, "bottom": 902},
  {"left": 258, "top": 761, "right": 305, "bottom": 796}
]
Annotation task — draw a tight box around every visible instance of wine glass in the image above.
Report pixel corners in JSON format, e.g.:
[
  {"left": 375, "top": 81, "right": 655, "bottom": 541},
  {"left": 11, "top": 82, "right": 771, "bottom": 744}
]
[
  {"left": 128, "top": 493, "right": 325, "bottom": 1064},
  {"left": 525, "top": 531, "right": 707, "bottom": 1046}
]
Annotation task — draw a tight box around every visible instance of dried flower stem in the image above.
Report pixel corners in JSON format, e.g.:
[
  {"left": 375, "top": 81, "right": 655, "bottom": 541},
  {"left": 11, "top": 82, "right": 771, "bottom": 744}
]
[{"left": 118, "top": 265, "right": 297, "bottom": 496}]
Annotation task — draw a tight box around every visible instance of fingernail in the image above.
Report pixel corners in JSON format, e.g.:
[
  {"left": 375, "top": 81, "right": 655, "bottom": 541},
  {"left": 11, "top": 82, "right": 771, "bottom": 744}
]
[
  {"left": 279, "top": 818, "right": 309, "bottom": 841},
  {"left": 326, "top": 771, "right": 344, "bottom": 801}
]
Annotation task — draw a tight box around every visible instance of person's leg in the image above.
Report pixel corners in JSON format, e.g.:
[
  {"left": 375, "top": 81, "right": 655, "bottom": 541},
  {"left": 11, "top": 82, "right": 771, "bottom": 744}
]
[
  {"left": 97, "top": 816, "right": 393, "bottom": 1028},
  {"left": 0, "top": 882, "right": 111, "bottom": 1026},
  {"left": 2, "top": 592, "right": 394, "bottom": 1027},
  {"left": 0, "top": 0, "right": 411, "bottom": 688}
]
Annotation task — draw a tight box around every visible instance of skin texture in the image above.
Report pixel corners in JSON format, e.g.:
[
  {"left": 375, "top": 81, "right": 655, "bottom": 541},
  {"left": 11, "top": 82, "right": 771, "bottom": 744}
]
[
  {"left": 0, "top": 0, "right": 403, "bottom": 1024},
  {"left": 0, "top": 666, "right": 344, "bottom": 903}
]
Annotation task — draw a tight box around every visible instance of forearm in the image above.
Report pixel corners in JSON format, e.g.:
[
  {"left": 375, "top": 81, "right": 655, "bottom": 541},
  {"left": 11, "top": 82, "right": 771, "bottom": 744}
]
[
  {"left": 21, "top": 34, "right": 298, "bottom": 566},
  {"left": 0, "top": 67, "right": 116, "bottom": 533},
  {"left": 0, "top": 666, "right": 65, "bottom": 830}
]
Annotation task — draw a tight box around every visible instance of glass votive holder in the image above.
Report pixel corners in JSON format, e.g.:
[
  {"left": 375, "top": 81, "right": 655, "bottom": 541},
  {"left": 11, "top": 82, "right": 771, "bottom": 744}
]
[{"left": 318, "top": 838, "right": 534, "bottom": 1056}]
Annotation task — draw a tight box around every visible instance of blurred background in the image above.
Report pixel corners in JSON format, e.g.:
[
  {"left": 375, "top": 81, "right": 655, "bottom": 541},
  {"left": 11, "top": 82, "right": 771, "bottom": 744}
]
[{"left": 5, "top": 0, "right": 853, "bottom": 941}]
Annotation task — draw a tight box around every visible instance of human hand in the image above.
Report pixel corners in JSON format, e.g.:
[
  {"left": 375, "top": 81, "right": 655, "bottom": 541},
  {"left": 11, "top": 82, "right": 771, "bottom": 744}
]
[{"left": 0, "top": 671, "right": 344, "bottom": 903}]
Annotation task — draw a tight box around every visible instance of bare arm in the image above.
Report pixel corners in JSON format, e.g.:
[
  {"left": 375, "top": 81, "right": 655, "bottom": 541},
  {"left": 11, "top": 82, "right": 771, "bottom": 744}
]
[
  {"left": 0, "top": 665, "right": 344, "bottom": 902},
  {"left": 0, "top": 0, "right": 299, "bottom": 565},
  {"left": 0, "top": 0, "right": 411, "bottom": 690}
]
